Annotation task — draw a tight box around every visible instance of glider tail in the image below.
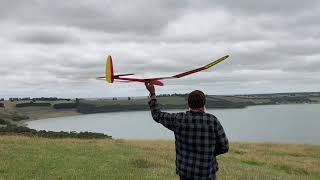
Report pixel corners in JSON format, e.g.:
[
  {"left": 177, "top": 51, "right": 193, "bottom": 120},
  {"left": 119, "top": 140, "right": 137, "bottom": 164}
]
[{"left": 106, "top": 55, "right": 114, "bottom": 83}]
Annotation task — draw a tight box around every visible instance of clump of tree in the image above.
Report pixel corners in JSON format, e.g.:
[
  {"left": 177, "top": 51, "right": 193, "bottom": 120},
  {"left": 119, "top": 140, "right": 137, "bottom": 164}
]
[
  {"left": 0, "top": 118, "right": 7, "bottom": 125},
  {"left": 7, "top": 111, "right": 29, "bottom": 121},
  {"left": 158, "top": 94, "right": 172, "bottom": 97},
  {"left": 0, "top": 123, "right": 112, "bottom": 139},
  {"left": 270, "top": 96, "right": 313, "bottom": 104},
  {"left": 9, "top": 98, "right": 19, "bottom": 102},
  {"left": 9, "top": 97, "right": 71, "bottom": 102},
  {"left": 53, "top": 103, "right": 77, "bottom": 109},
  {"left": 0, "top": 98, "right": 4, "bottom": 101},
  {"left": 34, "top": 97, "right": 58, "bottom": 101},
  {"left": 21, "top": 97, "right": 31, "bottom": 100},
  {"left": 16, "top": 102, "right": 51, "bottom": 108},
  {"left": 158, "top": 93, "right": 189, "bottom": 97},
  {"left": 206, "top": 99, "right": 251, "bottom": 108}
]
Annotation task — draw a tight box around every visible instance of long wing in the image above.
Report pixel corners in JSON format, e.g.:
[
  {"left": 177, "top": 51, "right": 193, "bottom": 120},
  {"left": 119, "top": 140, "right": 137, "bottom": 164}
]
[{"left": 146, "top": 55, "right": 229, "bottom": 81}]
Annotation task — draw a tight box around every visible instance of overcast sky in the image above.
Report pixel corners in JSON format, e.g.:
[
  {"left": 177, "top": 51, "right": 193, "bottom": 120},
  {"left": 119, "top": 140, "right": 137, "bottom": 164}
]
[{"left": 1, "top": 0, "right": 320, "bottom": 98}]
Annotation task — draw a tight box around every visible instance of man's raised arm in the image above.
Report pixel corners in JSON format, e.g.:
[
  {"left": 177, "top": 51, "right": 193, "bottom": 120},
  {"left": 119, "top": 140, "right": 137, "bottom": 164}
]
[{"left": 145, "top": 82, "right": 180, "bottom": 131}]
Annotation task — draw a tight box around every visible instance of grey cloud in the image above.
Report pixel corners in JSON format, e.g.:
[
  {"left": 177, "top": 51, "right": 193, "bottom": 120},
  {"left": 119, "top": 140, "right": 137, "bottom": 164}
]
[
  {"left": 283, "top": 57, "right": 320, "bottom": 72},
  {"left": 0, "top": 0, "right": 187, "bottom": 35},
  {"left": 1, "top": 0, "right": 320, "bottom": 98},
  {"left": 15, "top": 28, "right": 79, "bottom": 44},
  {"left": 212, "top": 0, "right": 319, "bottom": 15}
]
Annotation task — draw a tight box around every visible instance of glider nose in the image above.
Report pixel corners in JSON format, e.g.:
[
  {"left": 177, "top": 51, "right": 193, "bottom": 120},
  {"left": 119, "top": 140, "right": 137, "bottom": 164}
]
[{"left": 153, "top": 80, "right": 164, "bottom": 86}]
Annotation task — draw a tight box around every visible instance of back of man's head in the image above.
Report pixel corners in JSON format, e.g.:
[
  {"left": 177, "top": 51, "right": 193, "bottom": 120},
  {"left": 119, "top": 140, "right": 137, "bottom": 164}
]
[{"left": 188, "top": 90, "right": 206, "bottom": 109}]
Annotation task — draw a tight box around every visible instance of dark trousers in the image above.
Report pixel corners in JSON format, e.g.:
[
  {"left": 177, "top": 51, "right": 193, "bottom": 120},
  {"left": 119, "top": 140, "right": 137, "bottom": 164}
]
[{"left": 180, "top": 174, "right": 216, "bottom": 180}]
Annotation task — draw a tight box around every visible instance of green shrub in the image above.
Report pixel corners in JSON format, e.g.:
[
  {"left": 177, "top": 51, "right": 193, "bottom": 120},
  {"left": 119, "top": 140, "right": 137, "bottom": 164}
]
[
  {"left": 53, "top": 103, "right": 77, "bottom": 109},
  {"left": 0, "top": 118, "right": 7, "bottom": 125},
  {"left": 0, "top": 124, "right": 111, "bottom": 139},
  {"left": 16, "top": 102, "right": 51, "bottom": 108}
]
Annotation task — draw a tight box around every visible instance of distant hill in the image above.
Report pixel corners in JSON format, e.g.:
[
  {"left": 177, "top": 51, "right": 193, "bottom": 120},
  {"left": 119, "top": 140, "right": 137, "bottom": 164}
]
[
  {"left": 77, "top": 92, "right": 320, "bottom": 114},
  {"left": 1, "top": 92, "right": 319, "bottom": 121}
]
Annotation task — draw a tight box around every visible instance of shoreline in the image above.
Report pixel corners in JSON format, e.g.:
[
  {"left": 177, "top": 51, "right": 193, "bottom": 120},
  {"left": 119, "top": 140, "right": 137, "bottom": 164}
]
[
  {"left": 20, "top": 112, "right": 82, "bottom": 124},
  {"left": 2, "top": 93, "right": 319, "bottom": 123},
  {"left": 20, "top": 102, "right": 320, "bottom": 123},
  {"left": 22, "top": 103, "right": 320, "bottom": 145}
]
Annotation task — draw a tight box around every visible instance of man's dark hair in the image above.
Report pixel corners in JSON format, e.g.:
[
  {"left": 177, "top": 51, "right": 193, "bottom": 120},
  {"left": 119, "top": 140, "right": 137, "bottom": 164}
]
[{"left": 188, "top": 90, "right": 206, "bottom": 109}]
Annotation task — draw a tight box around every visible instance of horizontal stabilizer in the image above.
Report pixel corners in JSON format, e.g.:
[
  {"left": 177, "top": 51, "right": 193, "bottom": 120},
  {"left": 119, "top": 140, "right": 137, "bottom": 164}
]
[
  {"left": 95, "top": 76, "right": 105, "bottom": 79},
  {"left": 114, "top": 73, "right": 135, "bottom": 77},
  {"left": 95, "top": 78, "right": 105, "bottom": 81},
  {"left": 96, "top": 73, "right": 135, "bottom": 79}
]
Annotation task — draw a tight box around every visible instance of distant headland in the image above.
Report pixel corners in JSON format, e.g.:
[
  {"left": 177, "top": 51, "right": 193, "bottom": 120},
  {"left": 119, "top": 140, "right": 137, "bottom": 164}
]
[{"left": 1, "top": 92, "right": 319, "bottom": 123}]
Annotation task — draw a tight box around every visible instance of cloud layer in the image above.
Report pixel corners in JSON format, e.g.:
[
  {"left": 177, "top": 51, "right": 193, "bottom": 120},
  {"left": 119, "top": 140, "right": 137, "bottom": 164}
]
[{"left": 1, "top": 0, "right": 320, "bottom": 98}]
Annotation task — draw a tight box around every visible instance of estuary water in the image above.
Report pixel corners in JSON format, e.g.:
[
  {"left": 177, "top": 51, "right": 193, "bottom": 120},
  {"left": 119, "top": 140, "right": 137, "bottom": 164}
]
[{"left": 27, "top": 104, "right": 320, "bottom": 144}]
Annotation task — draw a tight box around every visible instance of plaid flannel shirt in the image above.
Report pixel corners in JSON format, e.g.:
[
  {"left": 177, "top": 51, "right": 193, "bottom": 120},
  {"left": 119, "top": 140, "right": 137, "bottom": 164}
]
[{"left": 148, "top": 98, "right": 229, "bottom": 180}]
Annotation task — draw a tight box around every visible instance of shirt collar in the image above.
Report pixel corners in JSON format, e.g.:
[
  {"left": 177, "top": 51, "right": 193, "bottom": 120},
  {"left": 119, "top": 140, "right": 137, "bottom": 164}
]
[{"left": 187, "top": 110, "right": 205, "bottom": 114}]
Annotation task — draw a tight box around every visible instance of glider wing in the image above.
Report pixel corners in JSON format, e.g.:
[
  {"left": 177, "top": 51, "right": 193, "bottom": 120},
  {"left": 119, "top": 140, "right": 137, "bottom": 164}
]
[{"left": 146, "top": 55, "right": 229, "bottom": 81}]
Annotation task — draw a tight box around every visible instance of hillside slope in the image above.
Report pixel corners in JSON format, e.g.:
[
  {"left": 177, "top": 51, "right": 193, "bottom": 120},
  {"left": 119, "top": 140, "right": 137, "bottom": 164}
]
[{"left": 0, "top": 136, "right": 319, "bottom": 180}]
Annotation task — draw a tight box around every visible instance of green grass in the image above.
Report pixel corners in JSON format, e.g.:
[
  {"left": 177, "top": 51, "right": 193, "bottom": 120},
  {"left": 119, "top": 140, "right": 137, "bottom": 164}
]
[{"left": 0, "top": 136, "right": 319, "bottom": 180}]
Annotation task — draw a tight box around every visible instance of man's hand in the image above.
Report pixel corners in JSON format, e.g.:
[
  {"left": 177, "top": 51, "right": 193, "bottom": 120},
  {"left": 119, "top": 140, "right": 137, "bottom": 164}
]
[{"left": 145, "top": 81, "right": 155, "bottom": 95}]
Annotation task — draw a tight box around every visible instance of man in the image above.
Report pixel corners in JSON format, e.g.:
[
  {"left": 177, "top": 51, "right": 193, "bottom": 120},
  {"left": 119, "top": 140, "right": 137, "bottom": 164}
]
[{"left": 145, "top": 82, "right": 229, "bottom": 180}]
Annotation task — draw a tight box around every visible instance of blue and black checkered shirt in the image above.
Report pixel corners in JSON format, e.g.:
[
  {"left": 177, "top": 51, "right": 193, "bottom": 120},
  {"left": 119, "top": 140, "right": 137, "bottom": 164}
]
[{"left": 149, "top": 98, "right": 229, "bottom": 180}]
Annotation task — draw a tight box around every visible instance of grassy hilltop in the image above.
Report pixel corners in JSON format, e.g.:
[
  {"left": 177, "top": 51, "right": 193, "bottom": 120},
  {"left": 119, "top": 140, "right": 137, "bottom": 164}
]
[
  {"left": 0, "top": 136, "right": 319, "bottom": 180},
  {"left": 0, "top": 99, "right": 80, "bottom": 122}
]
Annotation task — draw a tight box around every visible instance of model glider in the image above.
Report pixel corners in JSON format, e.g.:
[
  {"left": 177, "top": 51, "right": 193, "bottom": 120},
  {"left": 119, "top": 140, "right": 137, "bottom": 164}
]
[{"left": 95, "top": 55, "right": 229, "bottom": 86}]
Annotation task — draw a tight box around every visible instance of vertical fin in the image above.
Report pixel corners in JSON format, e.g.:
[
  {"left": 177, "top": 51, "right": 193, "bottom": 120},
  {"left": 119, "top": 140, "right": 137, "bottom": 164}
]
[{"left": 106, "top": 55, "right": 114, "bottom": 83}]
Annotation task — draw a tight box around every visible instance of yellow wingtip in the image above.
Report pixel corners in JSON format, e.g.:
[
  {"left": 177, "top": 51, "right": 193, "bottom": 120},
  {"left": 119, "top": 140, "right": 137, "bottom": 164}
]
[{"left": 205, "top": 55, "right": 230, "bottom": 68}]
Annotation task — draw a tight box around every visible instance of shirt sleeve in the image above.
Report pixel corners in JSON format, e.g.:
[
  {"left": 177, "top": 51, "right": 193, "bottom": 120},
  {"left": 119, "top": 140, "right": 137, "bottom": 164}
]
[
  {"left": 214, "top": 119, "right": 229, "bottom": 156},
  {"left": 148, "top": 98, "right": 179, "bottom": 131}
]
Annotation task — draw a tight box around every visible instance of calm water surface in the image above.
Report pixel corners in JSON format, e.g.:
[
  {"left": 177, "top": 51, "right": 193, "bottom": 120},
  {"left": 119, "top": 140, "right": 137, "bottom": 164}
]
[{"left": 27, "top": 104, "right": 320, "bottom": 144}]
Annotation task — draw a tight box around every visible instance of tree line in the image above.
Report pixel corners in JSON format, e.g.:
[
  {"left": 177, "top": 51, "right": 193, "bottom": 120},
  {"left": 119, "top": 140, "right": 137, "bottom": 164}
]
[
  {"left": 0, "top": 118, "right": 8, "bottom": 125},
  {"left": 0, "top": 122, "right": 112, "bottom": 139},
  {"left": 15, "top": 102, "right": 77, "bottom": 109},
  {"left": 9, "top": 97, "right": 71, "bottom": 102}
]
